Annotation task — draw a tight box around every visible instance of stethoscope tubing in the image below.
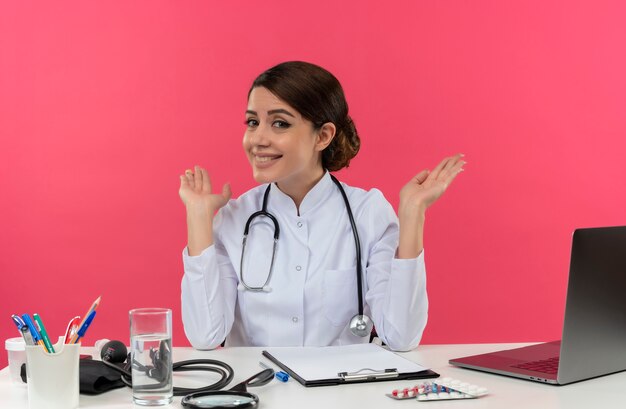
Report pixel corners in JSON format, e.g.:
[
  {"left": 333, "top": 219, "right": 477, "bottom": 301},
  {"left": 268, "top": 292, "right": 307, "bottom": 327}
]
[
  {"left": 240, "top": 184, "right": 280, "bottom": 292},
  {"left": 329, "top": 174, "right": 365, "bottom": 317},
  {"left": 104, "top": 357, "right": 235, "bottom": 396},
  {"left": 239, "top": 174, "right": 367, "bottom": 318}
]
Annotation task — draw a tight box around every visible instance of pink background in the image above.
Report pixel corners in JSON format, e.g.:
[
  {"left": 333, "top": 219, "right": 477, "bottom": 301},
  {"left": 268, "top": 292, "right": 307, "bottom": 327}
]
[{"left": 1, "top": 1, "right": 625, "bottom": 367}]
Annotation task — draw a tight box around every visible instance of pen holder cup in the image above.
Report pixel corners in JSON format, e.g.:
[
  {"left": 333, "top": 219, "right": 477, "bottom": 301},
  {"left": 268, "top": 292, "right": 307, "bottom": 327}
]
[
  {"left": 5, "top": 337, "right": 26, "bottom": 384},
  {"left": 25, "top": 337, "right": 80, "bottom": 409}
]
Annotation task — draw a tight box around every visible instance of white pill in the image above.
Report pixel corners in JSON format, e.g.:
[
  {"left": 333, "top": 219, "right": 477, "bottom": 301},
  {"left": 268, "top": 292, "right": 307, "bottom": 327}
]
[{"left": 438, "top": 392, "right": 450, "bottom": 399}]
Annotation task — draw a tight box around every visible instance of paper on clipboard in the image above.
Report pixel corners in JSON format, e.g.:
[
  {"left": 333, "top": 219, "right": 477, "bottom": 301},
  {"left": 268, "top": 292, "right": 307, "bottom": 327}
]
[{"left": 263, "top": 343, "right": 428, "bottom": 382}]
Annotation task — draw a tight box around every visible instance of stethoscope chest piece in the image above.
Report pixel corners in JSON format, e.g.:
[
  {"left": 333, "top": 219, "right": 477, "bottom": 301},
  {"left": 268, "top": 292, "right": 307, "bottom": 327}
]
[{"left": 349, "top": 314, "right": 374, "bottom": 338}]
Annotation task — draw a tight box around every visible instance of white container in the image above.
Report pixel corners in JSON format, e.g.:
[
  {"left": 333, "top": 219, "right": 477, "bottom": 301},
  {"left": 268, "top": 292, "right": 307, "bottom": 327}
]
[
  {"left": 25, "top": 337, "right": 80, "bottom": 409},
  {"left": 5, "top": 337, "right": 26, "bottom": 384}
]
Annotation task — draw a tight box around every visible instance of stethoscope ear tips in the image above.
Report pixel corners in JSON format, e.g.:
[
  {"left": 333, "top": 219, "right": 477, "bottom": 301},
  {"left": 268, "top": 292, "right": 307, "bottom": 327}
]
[{"left": 349, "top": 314, "right": 374, "bottom": 338}]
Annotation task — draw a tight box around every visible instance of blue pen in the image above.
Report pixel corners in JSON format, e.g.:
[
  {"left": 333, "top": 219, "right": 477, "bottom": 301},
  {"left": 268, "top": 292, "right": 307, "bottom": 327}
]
[
  {"left": 11, "top": 314, "right": 25, "bottom": 331},
  {"left": 73, "top": 310, "right": 97, "bottom": 344},
  {"left": 22, "top": 314, "right": 45, "bottom": 349},
  {"left": 12, "top": 315, "right": 34, "bottom": 345},
  {"left": 259, "top": 361, "right": 290, "bottom": 382}
]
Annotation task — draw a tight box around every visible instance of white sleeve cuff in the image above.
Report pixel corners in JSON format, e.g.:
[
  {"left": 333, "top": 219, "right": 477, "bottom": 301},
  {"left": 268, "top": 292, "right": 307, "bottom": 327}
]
[
  {"left": 391, "top": 249, "right": 425, "bottom": 275},
  {"left": 182, "top": 245, "right": 216, "bottom": 279}
]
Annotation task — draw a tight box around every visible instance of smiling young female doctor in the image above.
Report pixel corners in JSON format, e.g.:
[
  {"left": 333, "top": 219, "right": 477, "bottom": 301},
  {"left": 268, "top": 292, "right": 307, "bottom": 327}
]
[{"left": 179, "top": 61, "right": 465, "bottom": 352}]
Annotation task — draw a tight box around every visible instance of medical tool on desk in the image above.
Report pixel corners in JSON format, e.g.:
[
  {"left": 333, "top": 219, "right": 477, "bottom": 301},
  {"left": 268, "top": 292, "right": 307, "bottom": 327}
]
[
  {"left": 99, "top": 339, "right": 253, "bottom": 396},
  {"left": 239, "top": 174, "right": 374, "bottom": 338},
  {"left": 181, "top": 367, "right": 274, "bottom": 409}
]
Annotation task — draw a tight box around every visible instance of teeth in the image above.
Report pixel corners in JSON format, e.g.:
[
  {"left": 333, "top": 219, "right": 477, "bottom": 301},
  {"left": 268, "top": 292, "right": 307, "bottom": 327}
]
[{"left": 256, "top": 156, "right": 279, "bottom": 163}]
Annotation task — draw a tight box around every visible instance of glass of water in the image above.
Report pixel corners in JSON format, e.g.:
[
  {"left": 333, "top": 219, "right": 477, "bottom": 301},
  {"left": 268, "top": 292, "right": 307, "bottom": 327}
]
[{"left": 129, "top": 308, "right": 173, "bottom": 406}]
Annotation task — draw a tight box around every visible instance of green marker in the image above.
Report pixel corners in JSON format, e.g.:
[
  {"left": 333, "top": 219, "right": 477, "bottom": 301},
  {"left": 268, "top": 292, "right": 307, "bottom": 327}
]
[{"left": 33, "top": 313, "right": 55, "bottom": 353}]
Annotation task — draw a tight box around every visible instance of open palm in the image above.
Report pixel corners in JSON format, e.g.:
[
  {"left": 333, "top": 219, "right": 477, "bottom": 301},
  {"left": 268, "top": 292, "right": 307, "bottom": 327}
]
[
  {"left": 179, "top": 165, "right": 231, "bottom": 214},
  {"left": 400, "top": 154, "right": 465, "bottom": 214}
]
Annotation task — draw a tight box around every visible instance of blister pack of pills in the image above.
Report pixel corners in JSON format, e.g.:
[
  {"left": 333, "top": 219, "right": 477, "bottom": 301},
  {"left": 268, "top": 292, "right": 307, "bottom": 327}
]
[{"left": 386, "top": 378, "right": 488, "bottom": 402}]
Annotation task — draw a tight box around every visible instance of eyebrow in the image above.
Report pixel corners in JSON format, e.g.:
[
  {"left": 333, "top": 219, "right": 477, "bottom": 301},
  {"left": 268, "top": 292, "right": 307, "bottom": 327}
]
[{"left": 245, "top": 109, "right": 296, "bottom": 118}]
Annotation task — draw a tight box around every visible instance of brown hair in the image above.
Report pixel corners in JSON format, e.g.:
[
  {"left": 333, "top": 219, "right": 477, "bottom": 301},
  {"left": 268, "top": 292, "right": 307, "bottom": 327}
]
[{"left": 248, "top": 61, "right": 360, "bottom": 171}]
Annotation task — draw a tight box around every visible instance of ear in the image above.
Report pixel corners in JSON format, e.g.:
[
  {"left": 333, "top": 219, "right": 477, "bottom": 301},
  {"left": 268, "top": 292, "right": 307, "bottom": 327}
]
[{"left": 315, "top": 122, "right": 336, "bottom": 152}]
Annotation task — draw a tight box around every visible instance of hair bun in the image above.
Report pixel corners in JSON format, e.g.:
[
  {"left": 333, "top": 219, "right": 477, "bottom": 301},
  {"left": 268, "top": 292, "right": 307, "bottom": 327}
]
[{"left": 324, "top": 116, "right": 360, "bottom": 171}]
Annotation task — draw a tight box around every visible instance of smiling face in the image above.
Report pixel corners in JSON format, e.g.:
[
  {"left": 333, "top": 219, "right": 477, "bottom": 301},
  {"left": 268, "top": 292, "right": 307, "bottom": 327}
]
[{"left": 243, "top": 87, "right": 330, "bottom": 192}]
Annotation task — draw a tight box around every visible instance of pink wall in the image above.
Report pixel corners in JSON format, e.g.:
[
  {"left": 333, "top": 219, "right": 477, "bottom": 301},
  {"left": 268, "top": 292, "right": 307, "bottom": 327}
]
[{"left": 2, "top": 1, "right": 625, "bottom": 367}]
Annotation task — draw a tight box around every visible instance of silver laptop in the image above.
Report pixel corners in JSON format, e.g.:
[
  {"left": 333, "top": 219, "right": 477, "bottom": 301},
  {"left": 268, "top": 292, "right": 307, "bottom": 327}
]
[{"left": 450, "top": 226, "right": 626, "bottom": 385}]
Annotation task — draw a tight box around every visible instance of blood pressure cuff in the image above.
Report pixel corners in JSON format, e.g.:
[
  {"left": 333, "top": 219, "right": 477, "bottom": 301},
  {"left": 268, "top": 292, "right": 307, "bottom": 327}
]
[
  {"left": 20, "top": 360, "right": 126, "bottom": 395},
  {"left": 78, "top": 359, "right": 126, "bottom": 395}
]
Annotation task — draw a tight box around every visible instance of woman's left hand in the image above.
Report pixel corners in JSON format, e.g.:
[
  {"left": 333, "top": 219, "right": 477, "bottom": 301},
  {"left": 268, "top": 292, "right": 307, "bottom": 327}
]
[{"left": 399, "top": 153, "right": 466, "bottom": 217}]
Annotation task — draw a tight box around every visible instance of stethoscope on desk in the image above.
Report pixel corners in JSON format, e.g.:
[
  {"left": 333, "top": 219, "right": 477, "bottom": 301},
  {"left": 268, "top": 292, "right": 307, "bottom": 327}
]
[
  {"left": 100, "top": 340, "right": 274, "bottom": 408},
  {"left": 238, "top": 174, "right": 374, "bottom": 338}
]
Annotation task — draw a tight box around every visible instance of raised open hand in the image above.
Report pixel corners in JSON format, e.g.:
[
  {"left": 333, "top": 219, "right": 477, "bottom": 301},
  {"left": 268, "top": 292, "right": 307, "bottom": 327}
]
[
  {"left": 179, "top": 165, "right": 232, "bottom": 215},
  {"left": 399, "top": 154, "right": 465, "bottom": 216}
]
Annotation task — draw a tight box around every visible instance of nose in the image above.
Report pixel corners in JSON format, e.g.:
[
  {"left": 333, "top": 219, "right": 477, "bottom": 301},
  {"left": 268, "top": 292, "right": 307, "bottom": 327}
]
[{"left": 245, "top": 123, "right": 270, "bottom": 148}]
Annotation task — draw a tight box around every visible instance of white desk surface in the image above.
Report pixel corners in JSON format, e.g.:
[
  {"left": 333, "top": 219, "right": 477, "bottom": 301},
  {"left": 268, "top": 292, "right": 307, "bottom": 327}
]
[{"left": 2, "top": 343, "right": 626, "bottom": 408}]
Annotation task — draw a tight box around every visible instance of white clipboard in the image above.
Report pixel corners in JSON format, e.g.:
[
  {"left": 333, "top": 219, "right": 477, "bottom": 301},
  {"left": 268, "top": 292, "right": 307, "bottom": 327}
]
[{"left": 262, "top": 343, "right": 438, "bottom": 387}]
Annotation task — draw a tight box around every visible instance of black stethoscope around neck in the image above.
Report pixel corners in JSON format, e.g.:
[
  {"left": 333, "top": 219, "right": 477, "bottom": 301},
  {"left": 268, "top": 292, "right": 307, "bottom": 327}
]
[{"left": 237, "top": 174, "right": 373, "bottom": 338}]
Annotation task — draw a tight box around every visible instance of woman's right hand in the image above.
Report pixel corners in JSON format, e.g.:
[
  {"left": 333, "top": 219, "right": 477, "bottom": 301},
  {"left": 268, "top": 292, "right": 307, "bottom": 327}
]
[
  {"left": 179, "top": 166, "right": 232, "bottom": 256},
  {"left": 179, "top": 165, "right": 232, "bottom": 215}
]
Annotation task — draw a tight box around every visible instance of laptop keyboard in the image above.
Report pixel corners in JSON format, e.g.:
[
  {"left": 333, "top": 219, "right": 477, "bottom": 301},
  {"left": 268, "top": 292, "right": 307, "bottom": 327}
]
[{"left": 512, "top": 356, "right": 559, "bottom": 374}]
